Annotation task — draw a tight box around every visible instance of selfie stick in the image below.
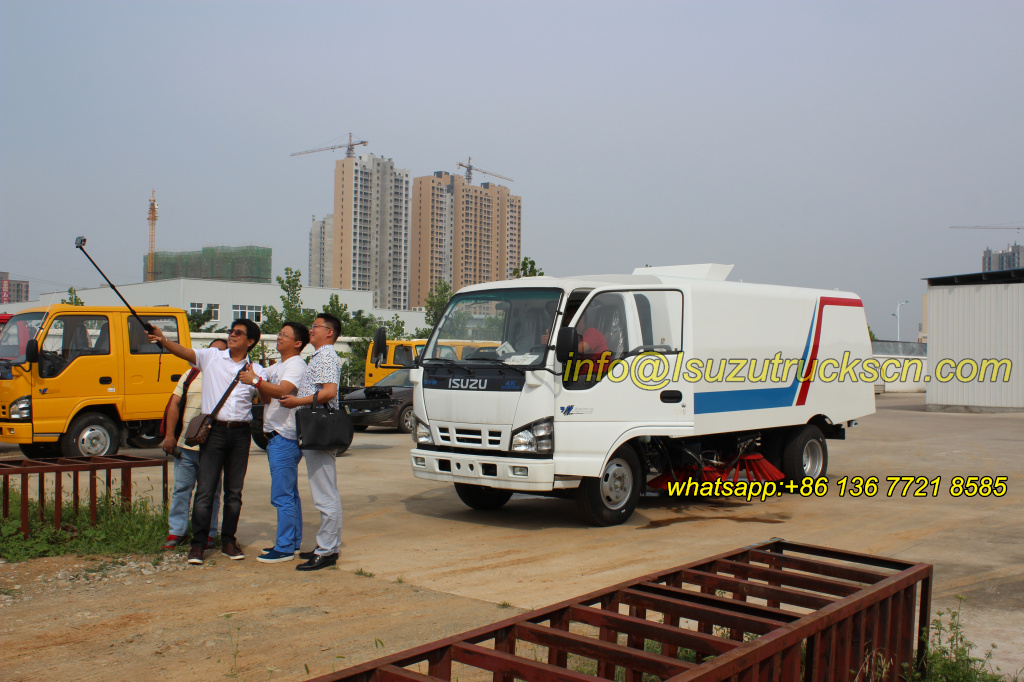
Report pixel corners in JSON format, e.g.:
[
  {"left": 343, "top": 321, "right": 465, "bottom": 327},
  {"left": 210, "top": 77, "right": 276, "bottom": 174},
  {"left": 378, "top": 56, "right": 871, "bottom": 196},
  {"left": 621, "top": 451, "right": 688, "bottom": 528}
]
[{"left": 74, "top": 236, "right": 154, "bottom": 333}]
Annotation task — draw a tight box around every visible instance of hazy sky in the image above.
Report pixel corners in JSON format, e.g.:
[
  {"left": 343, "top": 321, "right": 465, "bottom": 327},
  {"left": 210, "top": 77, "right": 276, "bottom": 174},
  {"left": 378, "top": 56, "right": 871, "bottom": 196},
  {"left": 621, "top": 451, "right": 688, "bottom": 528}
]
[{"left": 2, "top": 1, "right": 1022, "bottom": 337}]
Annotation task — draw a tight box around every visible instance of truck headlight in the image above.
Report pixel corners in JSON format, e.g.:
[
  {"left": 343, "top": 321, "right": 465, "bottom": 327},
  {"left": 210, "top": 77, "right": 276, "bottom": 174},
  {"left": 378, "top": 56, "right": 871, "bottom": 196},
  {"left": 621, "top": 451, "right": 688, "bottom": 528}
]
[
  {"left": 9, "top": 396, "right": 30, "bottom": 420},
  {"left": 414, "top": 420, "right": 433, "bottom": 446},
  {"left": 510, "top": 417, "right": 554, "bottom": 455}
]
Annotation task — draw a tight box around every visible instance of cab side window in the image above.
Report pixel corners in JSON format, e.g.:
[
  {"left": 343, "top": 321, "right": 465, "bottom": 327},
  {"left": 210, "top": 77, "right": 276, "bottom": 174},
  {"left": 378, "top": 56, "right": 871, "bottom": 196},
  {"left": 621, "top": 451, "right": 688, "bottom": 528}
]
[
  {"left": 563, "top": 293, "right": 631, "bottom": 389},
  {"left": 393, "top": 345, "right": 413, "bottom": 367},
  {"left": 39, "top": 314, "right": 110, "bottom": 378},
  {"left": 129, "top": 316, "right": 178, "bottom": 354},
  {"left": 633, "top": 291, "right": 683, "bottom": 353}
]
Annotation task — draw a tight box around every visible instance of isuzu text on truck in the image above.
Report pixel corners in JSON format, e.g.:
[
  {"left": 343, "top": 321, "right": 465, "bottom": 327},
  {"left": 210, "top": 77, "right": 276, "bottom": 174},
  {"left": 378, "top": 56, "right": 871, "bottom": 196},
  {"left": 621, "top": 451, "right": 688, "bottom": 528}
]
[{"left": 394, "top": 264, "right": 875, "bottom": 525}]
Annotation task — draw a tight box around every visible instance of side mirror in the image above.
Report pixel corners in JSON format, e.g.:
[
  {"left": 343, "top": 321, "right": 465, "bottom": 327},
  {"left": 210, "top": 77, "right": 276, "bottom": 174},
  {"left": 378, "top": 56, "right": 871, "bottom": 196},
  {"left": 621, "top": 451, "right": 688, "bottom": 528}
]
[
  {"left": 25, "top": 338, "right": 39, "bottom": 364},
  {"left": 371, "top": 327, "right": 387, "bottom": 368},
  {"left": 554, "top": 327, "right": 578, "bottom": 364}
]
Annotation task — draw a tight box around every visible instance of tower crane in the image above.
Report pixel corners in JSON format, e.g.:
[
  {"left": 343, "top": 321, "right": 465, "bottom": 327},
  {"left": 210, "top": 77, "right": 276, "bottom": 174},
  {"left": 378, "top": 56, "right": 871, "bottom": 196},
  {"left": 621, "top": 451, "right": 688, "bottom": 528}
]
[
  {"left": 291, "top": 133, "right": 369, "bottom": 158},
  {"left": 147, "top": 190, "right": 158, "bottom": 282},
  {"left": 949, "top": 223, "right": 1022, "bottom": 231},
  {"left": 456, "top": 157, "right": 514, "bottom": 185}
]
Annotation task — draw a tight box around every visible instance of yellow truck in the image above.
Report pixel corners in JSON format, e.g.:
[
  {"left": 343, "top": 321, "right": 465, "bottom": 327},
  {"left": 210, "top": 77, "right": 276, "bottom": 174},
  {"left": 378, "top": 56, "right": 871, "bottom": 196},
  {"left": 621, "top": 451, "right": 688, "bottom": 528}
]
[{"left": 0, "top": 305, "right": 191, "bottom": 458}]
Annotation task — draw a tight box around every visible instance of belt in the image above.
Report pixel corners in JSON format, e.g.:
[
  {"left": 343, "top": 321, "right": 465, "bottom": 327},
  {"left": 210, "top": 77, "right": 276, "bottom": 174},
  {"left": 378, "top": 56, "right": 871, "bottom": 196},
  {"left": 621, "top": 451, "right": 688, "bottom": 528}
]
[{"left": 213, "top": 420, "right": 250, "bottom": 428}]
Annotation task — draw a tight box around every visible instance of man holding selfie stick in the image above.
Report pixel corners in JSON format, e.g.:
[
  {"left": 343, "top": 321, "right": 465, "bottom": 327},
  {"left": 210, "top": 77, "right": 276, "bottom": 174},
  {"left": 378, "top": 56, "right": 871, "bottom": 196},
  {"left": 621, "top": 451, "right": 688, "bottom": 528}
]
[{"left": 148, "top": 319, "right": 263, "bottom": 565}]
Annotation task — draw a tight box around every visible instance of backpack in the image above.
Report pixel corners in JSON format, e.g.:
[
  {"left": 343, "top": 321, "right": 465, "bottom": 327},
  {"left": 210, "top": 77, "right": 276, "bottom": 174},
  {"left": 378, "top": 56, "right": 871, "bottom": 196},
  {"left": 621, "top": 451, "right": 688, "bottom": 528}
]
[{"left": 159, "top": 368, "right": 200, "bottom": 438}]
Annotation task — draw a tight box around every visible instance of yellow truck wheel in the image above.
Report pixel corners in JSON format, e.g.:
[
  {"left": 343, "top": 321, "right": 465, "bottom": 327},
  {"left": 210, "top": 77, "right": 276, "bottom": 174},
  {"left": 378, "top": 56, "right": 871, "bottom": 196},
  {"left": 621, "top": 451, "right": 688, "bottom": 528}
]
[{"left": 62, "top": 412, "right": 119, "bottom": 458}]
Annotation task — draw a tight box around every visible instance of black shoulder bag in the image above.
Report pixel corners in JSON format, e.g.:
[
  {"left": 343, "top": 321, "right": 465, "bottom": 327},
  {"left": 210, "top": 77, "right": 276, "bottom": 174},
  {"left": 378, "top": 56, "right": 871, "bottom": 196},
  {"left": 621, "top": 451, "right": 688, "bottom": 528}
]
[{"left": 296, "top": 390, "right": 354, "bottom": 453}]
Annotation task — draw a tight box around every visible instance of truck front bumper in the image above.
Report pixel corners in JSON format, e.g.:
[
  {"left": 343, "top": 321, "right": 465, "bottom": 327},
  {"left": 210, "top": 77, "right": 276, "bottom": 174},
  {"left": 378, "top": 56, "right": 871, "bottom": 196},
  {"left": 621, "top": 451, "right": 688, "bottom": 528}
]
[
  {"left": 410, "top": 448, "right": 578, "bottom": 491},
  {"left": 0, "top": 421, "right": 35, "bottom": 444}
]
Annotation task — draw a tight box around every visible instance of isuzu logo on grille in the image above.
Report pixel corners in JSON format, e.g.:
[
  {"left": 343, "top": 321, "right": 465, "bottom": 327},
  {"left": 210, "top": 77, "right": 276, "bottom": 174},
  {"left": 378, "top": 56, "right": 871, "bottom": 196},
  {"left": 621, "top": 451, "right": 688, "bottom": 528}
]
[{"left": 449, "top": 378, "right": 488, "bottom": 390}]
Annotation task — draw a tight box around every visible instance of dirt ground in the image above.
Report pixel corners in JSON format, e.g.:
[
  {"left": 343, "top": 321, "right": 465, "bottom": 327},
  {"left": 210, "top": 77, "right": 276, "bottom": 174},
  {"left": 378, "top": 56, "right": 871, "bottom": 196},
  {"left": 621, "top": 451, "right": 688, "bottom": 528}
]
[{"left": 1, "top": 393, "right": 1022, "bottom": 680}]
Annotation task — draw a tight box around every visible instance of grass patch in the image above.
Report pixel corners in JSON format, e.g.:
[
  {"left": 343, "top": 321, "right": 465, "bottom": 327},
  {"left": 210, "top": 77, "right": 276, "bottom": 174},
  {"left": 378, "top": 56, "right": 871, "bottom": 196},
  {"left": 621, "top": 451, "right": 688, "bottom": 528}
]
[
  {"left": 909, "top": 596, "right": 1021, "bottom": 682},
  {"left": 0, "top": 490, "right": 168, "bottom": 562},
  {"left": 354, "top": 567, "right": 374, "bottom": 578}
]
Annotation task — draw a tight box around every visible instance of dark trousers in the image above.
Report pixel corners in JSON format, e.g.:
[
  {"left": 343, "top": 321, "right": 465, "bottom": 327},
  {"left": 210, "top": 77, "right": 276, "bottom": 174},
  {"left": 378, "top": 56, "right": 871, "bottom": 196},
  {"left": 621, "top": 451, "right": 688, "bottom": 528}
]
[{"left": 191, "top": 424, "right": 251, "bottom": 548}]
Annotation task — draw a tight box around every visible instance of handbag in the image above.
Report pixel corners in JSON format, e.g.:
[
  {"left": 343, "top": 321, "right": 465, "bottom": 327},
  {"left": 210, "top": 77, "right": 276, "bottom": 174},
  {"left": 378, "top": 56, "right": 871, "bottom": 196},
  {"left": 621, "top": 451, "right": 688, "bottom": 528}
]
[
  {"left": 184, "top": 370, "right": 242, "bottom": 447},
  {"left": 296, "top": 390, "right": 354, "bottom": 453}
]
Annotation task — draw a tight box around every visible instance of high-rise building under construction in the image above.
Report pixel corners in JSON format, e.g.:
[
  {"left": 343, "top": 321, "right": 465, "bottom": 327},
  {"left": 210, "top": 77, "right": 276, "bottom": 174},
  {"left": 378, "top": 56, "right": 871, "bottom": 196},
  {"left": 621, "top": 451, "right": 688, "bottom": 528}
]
[
  {"left": 309, "top": 214, "right": 333, "bottom": 287},
  {"left": 330, "top": 154, "right": 410, "bottom": 310},
  {"left": 410, "top": 171, "right": 521, "bottom": 309},
  {"left": 143, "top": 245, "right": 272, "bottom": 283}
]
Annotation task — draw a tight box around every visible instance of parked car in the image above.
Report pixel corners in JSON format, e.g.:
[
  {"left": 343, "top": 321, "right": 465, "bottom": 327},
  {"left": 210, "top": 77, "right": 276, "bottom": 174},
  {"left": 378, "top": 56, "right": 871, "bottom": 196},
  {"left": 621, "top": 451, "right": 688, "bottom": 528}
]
[{"left": 343, "top": 368, "right": 414, "bottom": 433}]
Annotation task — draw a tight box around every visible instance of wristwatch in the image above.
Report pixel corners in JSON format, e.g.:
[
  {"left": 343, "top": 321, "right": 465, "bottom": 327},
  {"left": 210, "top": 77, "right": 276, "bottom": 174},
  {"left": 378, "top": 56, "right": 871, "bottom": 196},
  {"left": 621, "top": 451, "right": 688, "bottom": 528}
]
[{"left": 252, "top": 376, "right": 262, "bottom": 387}]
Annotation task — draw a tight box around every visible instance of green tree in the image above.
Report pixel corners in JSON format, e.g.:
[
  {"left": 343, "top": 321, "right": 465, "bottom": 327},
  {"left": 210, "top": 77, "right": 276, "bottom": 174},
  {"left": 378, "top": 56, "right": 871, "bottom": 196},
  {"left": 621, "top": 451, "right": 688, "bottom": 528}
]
[
  {"left": 424, "top": 280, "right": 453, "bottom": 328},
  {"left": 511, "top": 256, "right": 544, "bottom": 278},
  {"left": 262, "top": 267, "right": 315, "bottom": 333},
  {"left": 187, "top": 308, "right": 215, "bottom": 332},
  {"left": 60, "top": 287, "right": 84, "bottom": 306},
  {"left": 868, "top": 326, "right": 877, "bottom": 341}
]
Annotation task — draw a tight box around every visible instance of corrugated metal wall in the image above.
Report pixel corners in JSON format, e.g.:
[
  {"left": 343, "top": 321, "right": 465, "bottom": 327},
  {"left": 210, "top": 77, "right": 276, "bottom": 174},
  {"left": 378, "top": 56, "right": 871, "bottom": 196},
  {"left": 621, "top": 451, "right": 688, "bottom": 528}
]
[{"left": 927, "top": 282, "right": 1024, "bottom": 409}]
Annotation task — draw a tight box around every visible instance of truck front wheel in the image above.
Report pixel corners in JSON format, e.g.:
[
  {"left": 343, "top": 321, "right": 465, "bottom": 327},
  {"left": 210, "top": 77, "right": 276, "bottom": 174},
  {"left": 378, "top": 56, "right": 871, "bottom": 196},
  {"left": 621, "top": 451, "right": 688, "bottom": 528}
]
[
  {"left": 782, "top": 425, "right": 828, "bottom": 481},
  {"left": 576, "top": 445, "right": 642, "bottom": 526},
  {"left": 62, "top": 413, "right": 119, "bottom": 458},
  {"left": 454, "top": 483, "right": 513, "bottom": 511}
]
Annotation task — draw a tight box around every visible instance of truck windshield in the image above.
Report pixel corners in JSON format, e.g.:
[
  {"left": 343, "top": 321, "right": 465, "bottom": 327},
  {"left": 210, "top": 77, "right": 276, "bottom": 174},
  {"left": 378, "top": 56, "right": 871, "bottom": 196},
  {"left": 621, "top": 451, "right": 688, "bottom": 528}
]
[
  {"left": 0, "top": 312, "right": 45, "bottom": 364},
  {"left": 423, "top": 288, "right": 562, "bottom": 368}
]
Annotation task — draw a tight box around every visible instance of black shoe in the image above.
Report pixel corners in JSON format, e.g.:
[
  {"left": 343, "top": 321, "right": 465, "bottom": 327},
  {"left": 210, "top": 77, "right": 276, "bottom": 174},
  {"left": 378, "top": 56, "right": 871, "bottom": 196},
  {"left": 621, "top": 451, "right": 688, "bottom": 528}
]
[
  {"left": 298, "top": 547, "right": 324, "bottom": 561},
  {"left": 296, "top": 553, "right": 338, "bottom": 571}
]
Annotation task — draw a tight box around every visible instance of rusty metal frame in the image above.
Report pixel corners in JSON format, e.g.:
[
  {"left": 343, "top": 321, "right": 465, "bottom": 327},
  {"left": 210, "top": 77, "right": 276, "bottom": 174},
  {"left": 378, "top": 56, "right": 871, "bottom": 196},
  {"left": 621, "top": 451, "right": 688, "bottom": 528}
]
[
  {"left": 313, "top": 539, "right": 932, "bottom": 682},
  {"left": 0, "top": 454, "right": 169, "bottom": 537}
]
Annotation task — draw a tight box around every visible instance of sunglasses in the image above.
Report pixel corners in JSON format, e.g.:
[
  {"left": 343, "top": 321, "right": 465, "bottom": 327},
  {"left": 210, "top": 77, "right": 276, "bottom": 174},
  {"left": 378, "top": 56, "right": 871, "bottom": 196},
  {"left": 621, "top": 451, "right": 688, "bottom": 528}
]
[{"left": 229, "top": 329, "right": 248, "bottom": 338}]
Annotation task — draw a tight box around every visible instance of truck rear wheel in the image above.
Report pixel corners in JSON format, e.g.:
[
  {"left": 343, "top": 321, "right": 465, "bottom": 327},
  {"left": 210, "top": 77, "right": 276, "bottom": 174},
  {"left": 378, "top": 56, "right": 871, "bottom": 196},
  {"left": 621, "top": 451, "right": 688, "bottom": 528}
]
[
  {"left": 576, "top": 445, "right": 642, "bottom": 526},
  {"left": 782, "top": 425, "right": 828, "bottom": 481},
  {"left": 454, "top": 483, "right": 513, "bottom": 511},
  {"left": 127, "top": 421, "right": 162, "bottom": 449},
  {"left": 62, "top": 413, "right": 119, "bottom": 458}
]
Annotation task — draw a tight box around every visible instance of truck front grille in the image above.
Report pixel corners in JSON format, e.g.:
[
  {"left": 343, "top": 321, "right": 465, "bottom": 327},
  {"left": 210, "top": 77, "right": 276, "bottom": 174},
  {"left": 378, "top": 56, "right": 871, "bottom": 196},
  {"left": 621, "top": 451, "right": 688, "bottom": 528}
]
[{"left": 437, "top": 426, "right": 502, "bottom": 449}]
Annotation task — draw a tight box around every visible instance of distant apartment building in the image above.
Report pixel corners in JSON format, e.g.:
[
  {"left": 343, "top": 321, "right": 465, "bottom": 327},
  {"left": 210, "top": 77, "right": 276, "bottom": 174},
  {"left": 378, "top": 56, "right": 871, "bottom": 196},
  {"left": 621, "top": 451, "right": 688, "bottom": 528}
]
[
  {"left": 143, "top": 245, "right": 272, "bottom": 284},
  {"left": 409, "top": 171, "right": 522, "bottom": 308},
  {"left": 983, "top": 243, "right": 1023, "bottom": 272},
  {"left": 0, "top": 272, "right": 30, "bottom": 304},
  {"left": 330, "top": 154, "right": 410, "bottom": 310},
  {"left": 309, "top": 214, "right": 333, "bottom": 287}
]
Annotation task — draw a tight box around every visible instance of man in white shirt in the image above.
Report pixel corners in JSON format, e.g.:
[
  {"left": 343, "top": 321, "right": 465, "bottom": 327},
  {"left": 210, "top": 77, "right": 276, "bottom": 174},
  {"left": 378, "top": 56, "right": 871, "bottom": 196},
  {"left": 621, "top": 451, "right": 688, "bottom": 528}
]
[
  {"left": 160, "top": 338, "right": 227, "bottom": 551},
  {"left": 239, "top": 321, "right": 309, "bottom": 564},
  {"left": 148, "top": 318, "right": 263, "bottom": 565},
  {"left": 279, "top": 313, "right": 344, "bottom": 571}
]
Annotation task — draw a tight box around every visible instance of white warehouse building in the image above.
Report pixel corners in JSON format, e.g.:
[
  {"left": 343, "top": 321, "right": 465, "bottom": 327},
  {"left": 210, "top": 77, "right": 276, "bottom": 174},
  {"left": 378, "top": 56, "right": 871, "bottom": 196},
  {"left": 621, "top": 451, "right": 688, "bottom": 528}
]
[
  {"left": 0, "top": 278, "right": 427, "bottom": 332},
  {"left": 925, "top": 268, "right": 1023, "bottom": 411}
]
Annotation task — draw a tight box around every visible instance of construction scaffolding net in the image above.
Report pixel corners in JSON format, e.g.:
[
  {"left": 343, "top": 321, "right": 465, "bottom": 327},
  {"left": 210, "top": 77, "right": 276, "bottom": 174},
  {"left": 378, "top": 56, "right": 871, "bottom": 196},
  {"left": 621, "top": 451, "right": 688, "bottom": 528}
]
[{"left": 144, "top": 246, "right": 272, "bottom": 283}]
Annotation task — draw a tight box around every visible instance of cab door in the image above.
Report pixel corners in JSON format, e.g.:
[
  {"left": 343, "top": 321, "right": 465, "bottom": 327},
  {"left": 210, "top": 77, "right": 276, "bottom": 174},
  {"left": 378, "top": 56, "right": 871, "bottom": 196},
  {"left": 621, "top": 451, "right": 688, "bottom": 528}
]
[
  {"left": 33, "top": 313, "right": 121, "bottom": 435},
  {"left": 122, "top": 314, "right": 189, "bottom": 419},
  {"left": 553, "top": 288, "right": 691, "bottom": 461}
]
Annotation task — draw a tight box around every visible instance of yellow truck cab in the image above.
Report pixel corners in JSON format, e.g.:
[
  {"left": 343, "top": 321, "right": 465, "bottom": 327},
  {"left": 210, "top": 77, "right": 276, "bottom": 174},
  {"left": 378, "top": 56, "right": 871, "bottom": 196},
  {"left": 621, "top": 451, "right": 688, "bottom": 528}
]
[
  {"left": 0, "top": 305, "right": 191, "bottom": 458},
  {"left": 363, "top": 339, "right": 496, "bottom": 386},
  {"left": 364, "top": 340, "right": 426, "bottom": 387}
]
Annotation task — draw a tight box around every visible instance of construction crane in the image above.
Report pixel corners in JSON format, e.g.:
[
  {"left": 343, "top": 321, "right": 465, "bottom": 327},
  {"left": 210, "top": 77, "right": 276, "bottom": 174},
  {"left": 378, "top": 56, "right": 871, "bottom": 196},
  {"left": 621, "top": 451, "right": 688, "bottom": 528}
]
[
  {"left": 456, "top": 157, "right": 514, "bottom": 185},
  {"left": 147, "top": 190, "right": 158, "bottom": 282},
  {"left": 291, "top": 133, "right": 369, "bottom": 158},
  {"left": 949, "top": 223, "right": 1023, "bottom": 231}
]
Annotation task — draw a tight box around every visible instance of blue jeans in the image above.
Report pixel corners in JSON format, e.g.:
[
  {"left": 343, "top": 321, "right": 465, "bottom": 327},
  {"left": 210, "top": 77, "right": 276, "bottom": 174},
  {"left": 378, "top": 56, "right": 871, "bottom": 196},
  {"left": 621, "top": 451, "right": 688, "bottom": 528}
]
[
  {"left": 267, "top": 434, "right": 303, "bottom": 552},
  {"left": 169, "top": 448, "right": 221, "bottom": 538}
]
